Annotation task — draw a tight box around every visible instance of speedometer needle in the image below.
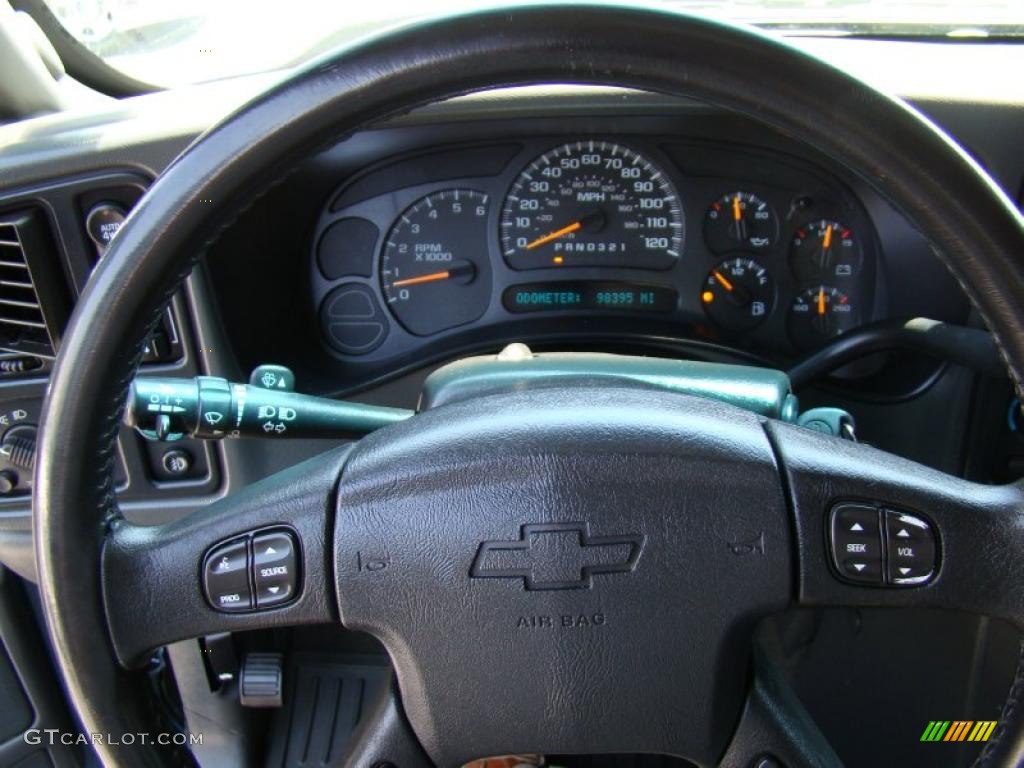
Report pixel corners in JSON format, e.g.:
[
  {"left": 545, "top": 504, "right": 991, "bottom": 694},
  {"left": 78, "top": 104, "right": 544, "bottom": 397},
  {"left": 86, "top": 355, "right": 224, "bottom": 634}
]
[
  {"left": 817, "top": 287, "right": 827, "bottom": 316},
  {"left": 525, "top": 220, "right": 582, "bottom": 250}
]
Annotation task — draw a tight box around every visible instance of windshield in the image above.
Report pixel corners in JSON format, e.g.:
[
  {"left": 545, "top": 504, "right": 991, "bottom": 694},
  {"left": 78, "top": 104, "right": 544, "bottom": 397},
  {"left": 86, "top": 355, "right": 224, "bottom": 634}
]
[{"left": 42, "top": 0, "right": 1024, "bottom": 88}]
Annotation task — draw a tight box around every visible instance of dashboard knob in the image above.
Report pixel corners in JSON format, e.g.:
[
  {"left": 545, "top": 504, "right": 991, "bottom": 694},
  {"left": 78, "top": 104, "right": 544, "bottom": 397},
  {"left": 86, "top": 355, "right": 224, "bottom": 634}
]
[{"left": 0, "top": 425, "right": 36, "bottom": 471}]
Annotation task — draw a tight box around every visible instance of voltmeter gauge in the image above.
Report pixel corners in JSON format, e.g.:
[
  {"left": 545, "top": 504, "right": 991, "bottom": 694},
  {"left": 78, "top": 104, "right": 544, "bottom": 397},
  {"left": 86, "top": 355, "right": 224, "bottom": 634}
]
[
  {"left": 700, "top": 257, "right": 775, "bottom": 331},
  {"left": 790, "top": 219, "right": 862, "bottom": 282},
  {"left": 788, "top": 285, "right": 860, "bottom": 349},
  {"left": 703, "top": 192, "right": 778, "bottom": 253}
]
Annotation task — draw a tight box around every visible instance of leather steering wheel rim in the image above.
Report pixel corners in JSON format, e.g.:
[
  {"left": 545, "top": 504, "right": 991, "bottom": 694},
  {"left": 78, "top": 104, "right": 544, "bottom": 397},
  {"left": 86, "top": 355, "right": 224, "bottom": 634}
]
[{"left": 33, "top": 5, "right": 1024, "bottom": 767}]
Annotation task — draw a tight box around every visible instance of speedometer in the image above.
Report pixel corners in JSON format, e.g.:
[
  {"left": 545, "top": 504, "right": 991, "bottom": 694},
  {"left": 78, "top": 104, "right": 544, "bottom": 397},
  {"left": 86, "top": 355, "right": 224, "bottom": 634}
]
[{"left": 500, "top": 141, "right": 683, "bottom": 270}]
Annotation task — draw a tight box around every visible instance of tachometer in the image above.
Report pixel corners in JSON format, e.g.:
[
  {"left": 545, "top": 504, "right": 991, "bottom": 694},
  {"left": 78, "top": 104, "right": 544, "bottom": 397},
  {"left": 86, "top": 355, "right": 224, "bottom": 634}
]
[
  {"left": 381, "top": 189, "right": 491, "bottom": 336},
  {"left": 499, "top": 141, "right": 683, "bottom": 270}
]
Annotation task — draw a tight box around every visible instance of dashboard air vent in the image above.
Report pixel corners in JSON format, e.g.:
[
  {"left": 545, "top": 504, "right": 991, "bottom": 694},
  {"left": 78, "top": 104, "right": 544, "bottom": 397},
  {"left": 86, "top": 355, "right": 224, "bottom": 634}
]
[{"left": 0, "top": 209, "right": 70, "bottom": 358}]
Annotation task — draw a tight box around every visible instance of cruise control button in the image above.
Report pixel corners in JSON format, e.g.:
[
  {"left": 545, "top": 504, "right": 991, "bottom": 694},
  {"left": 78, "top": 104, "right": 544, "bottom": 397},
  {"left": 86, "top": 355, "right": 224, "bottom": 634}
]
[
  {"left": 204, "top": 539, "right": 252, "bottom": 612},
  {"left": 253, "top": 531, "right": 298, "bottom": 608},
  {"left": 830, "top": 503, "right": 883, "bottom": 584},
  {"left": 885, "top": 510, "right": 937, "bottom": 585}
]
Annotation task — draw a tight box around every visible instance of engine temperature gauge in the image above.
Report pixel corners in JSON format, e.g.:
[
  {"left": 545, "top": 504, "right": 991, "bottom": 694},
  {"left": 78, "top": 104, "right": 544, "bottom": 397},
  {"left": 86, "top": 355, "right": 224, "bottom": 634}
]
[
  {"left": 701, "top": 257, "right": 774, "bottom": 331},
  {"left": 788, "top": 285, "right": 859, "bottom": 349},
  {"left": 703, "top": 192, "right": 778, "bottom": 253}
]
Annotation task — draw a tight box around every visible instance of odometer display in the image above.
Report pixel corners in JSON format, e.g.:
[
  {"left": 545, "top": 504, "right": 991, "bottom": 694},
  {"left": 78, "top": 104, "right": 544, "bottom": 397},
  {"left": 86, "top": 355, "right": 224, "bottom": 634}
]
[
  {"left": 502, "top": 281, "right": 678, "bottom": 313},
  {"left": 500, "top": 141, "right": 683, "bottom": 270}
]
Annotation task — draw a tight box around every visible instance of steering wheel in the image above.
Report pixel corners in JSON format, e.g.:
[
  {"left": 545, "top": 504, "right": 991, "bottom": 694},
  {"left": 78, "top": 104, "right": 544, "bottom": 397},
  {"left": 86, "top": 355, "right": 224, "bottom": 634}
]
[{"left": 33, "top": 5, "right": 1024, "bottom": 767}]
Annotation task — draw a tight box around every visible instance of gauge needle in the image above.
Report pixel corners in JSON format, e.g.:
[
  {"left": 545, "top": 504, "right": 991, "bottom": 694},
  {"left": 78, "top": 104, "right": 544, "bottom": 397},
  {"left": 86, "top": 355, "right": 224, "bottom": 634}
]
[
  {"left": 713, "top": 270, "right": 735, "bottom": 292},
  {"left": 525, "top": 220, "right": 582, "bottom": 250},
  {"left": 391, "top": 270, "right": 452, "bottom": 288},
  {"left": 822, "top": 224, "right": 834, "bottom": 250},
  {"left": 817, "top": 287, "right": 827, "bottom": 316},
  {"left": 732, "top": 195, "right": 746, "bottom": 240},
  {"left": 391, "top": 261, "right": 475, "bottom": 288}
]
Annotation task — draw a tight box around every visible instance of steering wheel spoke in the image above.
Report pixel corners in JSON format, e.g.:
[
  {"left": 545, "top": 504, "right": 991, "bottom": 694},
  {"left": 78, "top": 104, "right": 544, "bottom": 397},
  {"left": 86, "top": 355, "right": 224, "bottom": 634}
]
[
  {"left": 767, "top": 421, "right": 1024, "bottom": 627},
  {"left": 340, "top": 675, "right": 432, "bottom": 768},
  {"left": 101, "top": 447, "right": 349, "bottom": 668},
  {"left": 718, "top": 648, "right": 843, "bottom": 768}
]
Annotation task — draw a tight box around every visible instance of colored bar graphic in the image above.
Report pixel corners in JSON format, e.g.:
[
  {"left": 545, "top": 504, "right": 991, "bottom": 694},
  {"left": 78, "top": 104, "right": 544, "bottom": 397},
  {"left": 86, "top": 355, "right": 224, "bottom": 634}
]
[
  {"left": 968, "top": 722, "right": 998, "bottom": 742},
  {"left": 944, "top": 721, "right": 972, "bottom": 741},
  {"left": 921, "top": 720, "right": 996, "bottom": 742}
]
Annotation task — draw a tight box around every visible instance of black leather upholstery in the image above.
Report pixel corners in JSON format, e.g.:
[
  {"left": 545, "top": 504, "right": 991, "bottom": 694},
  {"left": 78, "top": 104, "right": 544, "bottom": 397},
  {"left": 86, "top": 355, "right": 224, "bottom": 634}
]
[{"left": 31, "top": 5, "right": 1024, "bottom": 767}]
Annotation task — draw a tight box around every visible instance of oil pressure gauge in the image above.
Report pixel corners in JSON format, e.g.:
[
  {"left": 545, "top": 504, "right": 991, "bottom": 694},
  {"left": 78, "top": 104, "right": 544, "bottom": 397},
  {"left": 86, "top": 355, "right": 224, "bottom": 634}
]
[{"left": 703, "top": 192, "right": 778, "bottom": 253}]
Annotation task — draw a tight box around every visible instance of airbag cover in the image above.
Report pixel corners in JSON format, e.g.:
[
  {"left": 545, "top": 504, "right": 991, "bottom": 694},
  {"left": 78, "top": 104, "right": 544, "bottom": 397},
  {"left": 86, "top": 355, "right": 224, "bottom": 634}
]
[{"left": 335, "top": 386, "right": 790, "bottom": 766}]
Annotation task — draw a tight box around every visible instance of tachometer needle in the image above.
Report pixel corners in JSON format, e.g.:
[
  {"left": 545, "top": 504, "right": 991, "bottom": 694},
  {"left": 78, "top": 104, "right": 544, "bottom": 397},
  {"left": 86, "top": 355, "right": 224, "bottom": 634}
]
[
  {"left": 391, "top": 270, "right": 452, "bottom": 288},
  {"left": 817, "top": 287, "right": 827, "bottom": 316},
  {"left": 525, "top": 220, "right": 582, "bottom": 250},
  {"left": 822, "top": 224, "right": 833, "bottom": 250},
  {"left": 391, "top": 261, "right": 475, "bottom": 288}
]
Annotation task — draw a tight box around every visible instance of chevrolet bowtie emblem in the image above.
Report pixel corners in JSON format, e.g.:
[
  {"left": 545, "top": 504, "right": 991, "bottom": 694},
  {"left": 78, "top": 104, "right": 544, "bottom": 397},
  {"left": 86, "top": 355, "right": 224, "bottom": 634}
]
[{"left": 470, "top": 523, "right": 644, "bottom": 591}]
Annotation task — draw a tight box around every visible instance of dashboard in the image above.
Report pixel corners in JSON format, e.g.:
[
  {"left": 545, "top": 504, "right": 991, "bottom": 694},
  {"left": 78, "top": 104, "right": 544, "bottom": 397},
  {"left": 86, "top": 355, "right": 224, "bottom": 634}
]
[
  {"left": 0, "top": 69, "right": 1017, "bottom": 562},
  {"left": 0, "top": 37, "right": 1023, "bottom": 768},
  {"left": 312, "top": 135, "right": 878, "bottom": 368}
]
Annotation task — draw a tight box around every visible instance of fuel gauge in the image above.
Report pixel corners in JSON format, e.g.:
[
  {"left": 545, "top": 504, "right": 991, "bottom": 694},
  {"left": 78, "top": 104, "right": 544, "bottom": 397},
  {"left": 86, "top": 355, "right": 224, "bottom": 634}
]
[
  {"left": 701, "top": 257, "right": 775, "bottom": 331},
  {"left": 790, "top": 219, "right": 862, "bottom": 283},
  {"left": 788, "top": 285, "right": 860, "bottom": 349},
  {"left": 704, "top": 192, "right": 778, "bottom": 253}
]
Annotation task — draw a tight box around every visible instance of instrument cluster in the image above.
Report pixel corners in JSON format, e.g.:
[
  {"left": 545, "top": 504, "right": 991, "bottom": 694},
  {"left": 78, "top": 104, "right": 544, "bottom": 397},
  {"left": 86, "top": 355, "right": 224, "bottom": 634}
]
[{"left": 310, "top": 137, "right": 878, "bottom": 365}]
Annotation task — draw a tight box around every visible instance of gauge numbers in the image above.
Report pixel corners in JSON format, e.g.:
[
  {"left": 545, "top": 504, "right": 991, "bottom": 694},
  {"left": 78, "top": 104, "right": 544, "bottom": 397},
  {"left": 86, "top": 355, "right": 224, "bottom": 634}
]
[
  {"left": 701, "top": 257, "right": 775, "bottom": 331},
  {"left": 380, "top": 189, "right": 491, "bottom": 336},
  {"left": 788, "top": 285, "right": 859, "bottom": 350},
  {"left": 500, "top": 141, "right": 683, "bottom": 270},
  {"left": 790, "top": 219, "right": 862, "bottom": 283},
  {"left": 703, "top": 191, "right": 778, "bottom": 253}
]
